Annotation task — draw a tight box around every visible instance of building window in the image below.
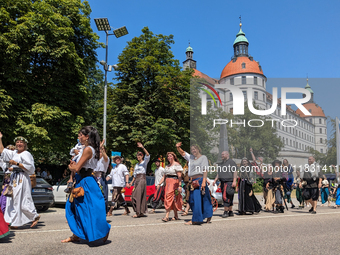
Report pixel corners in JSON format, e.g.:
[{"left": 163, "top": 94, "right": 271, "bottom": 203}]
[
  {"left": 230, "top": 77, "right": 234, "bottom": 85},
  {"left": 254, "top": 76, "right": 257, "bottom": 85},
  {"left": 262, "top": 79, "right": 264, "bottom": 87},
  {"left": 290, "top": 140, "right": 292, "bottom": 146},
  {"left": 254, "top": 91, "right": 258, "bottom": 100},
  {"left": 309, "top": 109, "right": 312, "bottom": 113},
  {"left": 230, "top": 108, "right": 233, "bottom": 114},
  {"left": 243, "top": 91, "right": 247, "bottom": 100},
  {"left": 309, "top": 118, "right": 312, "bottom": 123},
  {"left": 321, "top": 149, "right": 323, "bottom": 153},
  {"left": 319, "top": 118, "right": 321, "bottom": 124},
  {"left": 242, "top": 76, "right": 246, "bottom": 84},
  {"left": 263, "top": 93, "right": 265, "bottom": 102},
  {"left": 319, "top": 128, "right": 322, "bottom": 133},
  {"left": 230, "top": 92, "right": 233, "bottom": 101},
  {"left": 242, "top": 62, "right": 246, "bottom": 69},
  {"left": 320, "top": 138, "right": 322, "bottom": 143}
]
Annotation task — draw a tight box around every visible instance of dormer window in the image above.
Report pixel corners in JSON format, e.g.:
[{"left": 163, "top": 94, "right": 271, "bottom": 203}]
[
  {"left": 309, "top": 109, "right": 312, "bottom": 113},
  {"left": 242, "top": 62, "right": 246, "bottom": 69}
]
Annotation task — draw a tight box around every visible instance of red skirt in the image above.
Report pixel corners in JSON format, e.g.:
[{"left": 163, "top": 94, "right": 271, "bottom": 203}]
[
  {"left": 0, "top": 209, "right": 9, "bottom": 239},
  {"left": 164, "top": 178, "right": 182, "bottom": 211}
]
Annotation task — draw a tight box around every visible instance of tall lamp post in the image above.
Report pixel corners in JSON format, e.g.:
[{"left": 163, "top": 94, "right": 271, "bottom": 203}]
[{"left": 94, "top": 18, "right": 128, "bottom": 146}]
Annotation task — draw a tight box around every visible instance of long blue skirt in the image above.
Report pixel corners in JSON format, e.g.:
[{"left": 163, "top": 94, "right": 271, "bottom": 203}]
[
  {"left": 66, "top": 174, "right": 110, "bottom": 242},
  {"left": 189, "top": 177, "right": 213, "bottom": 223},
  {"left": 336, "top": 188, "right": 340, "bottom": 206},
  {"left": 321, "top": 187, "right": 329, "bottom": 204}
]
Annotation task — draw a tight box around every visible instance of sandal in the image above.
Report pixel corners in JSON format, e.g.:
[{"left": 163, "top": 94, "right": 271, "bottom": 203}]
[
  {"left": 206, "top": 217, "right": 212, "bottom": 223},
  {"left": 106, "top": 213, "right": 113, "bottom": 216},
  {"left": 181, "top": 212, "right": 188, "bottom": 216},
  {"left": 61, "top": 235, "right": 80, "bottom": 243},
  {"left": 10, "top": 226, "right": 18, "bottom": 229},
  {"left": 122, "top": 211, "right": 130, "bottom": 216},
  {"left": 162, "top": 217, "right": 169, "bottom": 222},
  {"left": 132, "top": 214, "right": 140, "bottom": 218},
  {"left": 171, "top": 217, "right": 180, "bottom": 221},
  {"left": 30, "top": 215, "right": 40, "bottom": 228}
]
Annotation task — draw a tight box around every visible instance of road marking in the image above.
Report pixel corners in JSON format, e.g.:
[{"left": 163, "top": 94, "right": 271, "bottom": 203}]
[{"left": 13, "top": 211, "right": 340, "bottom": 234}]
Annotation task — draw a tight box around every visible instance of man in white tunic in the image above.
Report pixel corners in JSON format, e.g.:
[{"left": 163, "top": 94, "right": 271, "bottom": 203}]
[
  {"left": 0, "top": 133, "right": 40, "bottom": 228},
  {"left": 106, "top": 156, "right": 130, "bottom": 216}
]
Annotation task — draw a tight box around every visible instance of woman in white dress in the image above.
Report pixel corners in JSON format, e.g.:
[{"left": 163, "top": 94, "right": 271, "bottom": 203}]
[{"left": 0, "top": 132, "right": 40, "bottom": 228}]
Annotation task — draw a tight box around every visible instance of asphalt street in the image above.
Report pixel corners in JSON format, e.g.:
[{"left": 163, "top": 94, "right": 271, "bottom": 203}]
[{"left": 1, "top": 198, "right": 340, "bottom": 255}]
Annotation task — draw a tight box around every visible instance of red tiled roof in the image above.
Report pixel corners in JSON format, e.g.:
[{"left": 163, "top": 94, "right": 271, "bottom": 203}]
[
  {"left": 193, "top": 69, "right": 218, "bottom": 85},
  {"left": 296, "top": 103, "right": 326, "bottom": 117},
  {"left": 220, "top": 56, "right": 264, "bottom": 79}
]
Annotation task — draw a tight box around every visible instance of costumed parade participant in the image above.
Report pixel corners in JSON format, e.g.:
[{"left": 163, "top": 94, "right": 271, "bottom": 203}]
[
  {"left": 0, "top": 145, "right": 15, "bottom": 213},
  {"left": 0, "top": 132, "right": 40, "bottom": 228},
  {"left": 93, "top": 141, "right": 110, "bottom": 210},
  {"left": 176, "top": 142, "right": 213, "bottom": 225},
  {"left": 158, "top": 152, "right": 183, "bottom": 222},
  {"left": 62, "top": 126, "right": 110, "bottom": 243},
  {"left": 128, "top": 142, "right": 150, "bottom": 218},
  {"left": 106, "top": 155, "right": 130, "bottom": 216}
]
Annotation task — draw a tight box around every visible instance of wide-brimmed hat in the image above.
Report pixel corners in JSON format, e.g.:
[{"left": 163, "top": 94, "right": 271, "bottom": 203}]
[{"left": 113, "top": 155, "right": 123, "bottom": 162}]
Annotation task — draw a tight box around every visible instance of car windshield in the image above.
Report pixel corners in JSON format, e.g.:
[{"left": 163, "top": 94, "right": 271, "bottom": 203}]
[
  {"left": 36, "top": 178, "right": 51, "bottom": 185},
  {"left": 59, "top": 177, "right": 70, "bottom": 185}
]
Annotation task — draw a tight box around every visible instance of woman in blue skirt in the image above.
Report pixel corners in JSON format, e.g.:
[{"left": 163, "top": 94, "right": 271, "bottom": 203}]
[
  {"left": 62, "top": 126, "right": 110, "bottom": 243},
  {"left": 176, "top": 142, "right": 213, "bottom": 225}
]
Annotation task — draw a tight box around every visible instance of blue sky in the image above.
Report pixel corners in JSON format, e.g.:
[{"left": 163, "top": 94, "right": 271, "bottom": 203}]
[{"left": 87, "top": 0, "right": 340, "bottom": 137}]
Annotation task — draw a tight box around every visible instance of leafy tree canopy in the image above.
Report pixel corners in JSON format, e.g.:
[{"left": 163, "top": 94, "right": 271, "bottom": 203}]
[{"left": 107, "top": 27, "right": 192, "bottom": 162}]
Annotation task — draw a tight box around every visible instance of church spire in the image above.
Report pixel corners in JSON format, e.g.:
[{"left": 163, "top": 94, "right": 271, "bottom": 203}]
[
  {"left": 303, "top": 78, "right": 314, "bottom": 103},
  {"left": 233, "top": 20, "right": 249, "bottom": 58},
  {"left": 183, "top": 42, "right": 196, "bottom": 69}
]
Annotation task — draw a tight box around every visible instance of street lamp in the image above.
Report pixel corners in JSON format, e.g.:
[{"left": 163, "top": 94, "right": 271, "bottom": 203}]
[{"left": 94, "top": 18, "right": 128, "bottom": 146}]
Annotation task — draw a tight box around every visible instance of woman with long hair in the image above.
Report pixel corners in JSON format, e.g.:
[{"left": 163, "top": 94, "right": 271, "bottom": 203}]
[
  {"left": 128, "top": 142, "right": 150, "bottom": 218},
  {"left": 62, "top": 126, "right": 110, "bottom": 243},
  {"left": 158, "top": 152, "right": 183, "bottom": 222},
  {"left": 176, "top": 142, "right": 213, "bottom": 225},
  {"left": 238, "top": 149, "right": 262, "bottom": 215},
  {"left": 0, "top": 132, "right": 40, "bottom": 229}
]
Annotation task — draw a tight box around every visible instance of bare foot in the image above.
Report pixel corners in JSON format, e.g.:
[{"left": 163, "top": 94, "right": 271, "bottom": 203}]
[
  {"left": 106, "top": 213, "right": 113, "bottom": 216},
  {"left": 61, "top": 235, "right": 80, "bottom": 243},
  {"left": 30, "top": 215, "right": 40, "bottom": 228}
]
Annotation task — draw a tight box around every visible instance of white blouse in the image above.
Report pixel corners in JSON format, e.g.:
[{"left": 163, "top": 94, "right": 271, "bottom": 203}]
[
  {"left": 94, "top": 157, "right": 110, "bottom": 173},
  {"left": 184, "top": 152, "right": 209, "bottom": 177},
  {"left": 81, "top": 146, "right": 98, "bottom": 170},
  {"left": 164, "top": 164, "right": 183, "bottom": 176},
  {"left": 1, "top": 148, "right": 35, "bottom": 175},
  {"left": 133, "top": 154, "right": 150, "bottom": 177}
]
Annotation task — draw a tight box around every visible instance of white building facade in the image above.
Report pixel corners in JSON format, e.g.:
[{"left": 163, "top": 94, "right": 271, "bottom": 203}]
[{"left": 185, "top": 22, "right": 327, "bottom": 165}]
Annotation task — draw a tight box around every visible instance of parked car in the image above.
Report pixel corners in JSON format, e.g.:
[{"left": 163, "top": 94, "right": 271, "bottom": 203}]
[
  {"left": 32, "top": 177, "right": 55, "bottom": 211},
  {"left": 123, "top": 176, "right": 160, "bottom": 208},
  {"left": 53, "top": 176, "right": 113, "bottom": 205},
  {"left": 207, "top": 178, "right": 223, "bottom": 205},
  {"left": 0, "top": 172, "right": 54, "bottom": 212}
]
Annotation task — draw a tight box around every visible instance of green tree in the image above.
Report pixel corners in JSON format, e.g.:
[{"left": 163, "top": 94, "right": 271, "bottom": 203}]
[
  {"left": 227, "top": 102, "right": 283, "bottom": 161},
  {"left": 309, "top": 118, "right": 337, "bottom": 169},
  {"left": 107, "top": 27, "right": 192, "bottom": 161},
  {"left": 0, "top": 0, "right": 101, "bottom": 164}
]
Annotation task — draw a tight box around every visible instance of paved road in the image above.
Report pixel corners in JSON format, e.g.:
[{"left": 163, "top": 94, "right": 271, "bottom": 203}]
[{"left": 1, "top": 199, "right": 340, "bottom": 255}]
